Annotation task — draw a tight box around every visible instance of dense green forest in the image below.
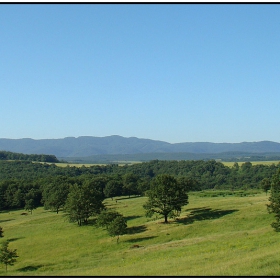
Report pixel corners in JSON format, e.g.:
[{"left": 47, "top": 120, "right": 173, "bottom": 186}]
[
  {"left": 0, "top": 158, "right": 279, "bottom": 212},
  {"left": 0, "top": 151, "right": 59, "bottom": 163}
]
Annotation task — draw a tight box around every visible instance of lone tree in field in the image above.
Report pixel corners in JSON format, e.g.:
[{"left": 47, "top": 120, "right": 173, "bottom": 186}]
[
  {"left": 107, "top": 216, "right": 127, "bottom": 243},
  {"left": 143, "top": 174, "right": 189, "bottom": 223},
  {"left": 267, "top": 169, "right": 280, "bottom": 231},
  {"left": 261, "top": 178, "right": 271, "bottom": 196},
  {"left": 0, "top": 241, "right": 18, "bottom": 272}
]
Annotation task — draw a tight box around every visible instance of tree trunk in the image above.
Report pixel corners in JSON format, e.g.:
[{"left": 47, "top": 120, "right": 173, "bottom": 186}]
[
  {"left": 117, "top": 235, "right": 119, "bottom": 243},
  {"left": 164, "top": 214, "right": 168, "bottom": 223},
  {"left": 56, "top": 208, "right": 59, "bottom": 214}
]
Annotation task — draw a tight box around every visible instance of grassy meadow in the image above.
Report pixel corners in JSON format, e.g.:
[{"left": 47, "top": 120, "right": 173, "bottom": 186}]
[{"left": 0, "top": 191, "right": 280, "bottom": 276}]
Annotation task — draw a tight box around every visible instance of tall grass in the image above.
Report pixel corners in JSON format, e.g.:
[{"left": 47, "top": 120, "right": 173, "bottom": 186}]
[{"left": 0, "top": 193, "right": 279, "bottom": 276}]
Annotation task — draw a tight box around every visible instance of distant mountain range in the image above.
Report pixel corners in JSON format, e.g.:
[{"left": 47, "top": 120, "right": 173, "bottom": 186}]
[{"left": 1, "top": 136, "right": 280, "bottom": 160}]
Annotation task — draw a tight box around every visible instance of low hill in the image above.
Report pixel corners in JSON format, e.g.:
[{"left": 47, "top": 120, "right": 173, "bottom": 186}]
[{"left": 1, "top": 136, "right": 280, "bottom": 158}]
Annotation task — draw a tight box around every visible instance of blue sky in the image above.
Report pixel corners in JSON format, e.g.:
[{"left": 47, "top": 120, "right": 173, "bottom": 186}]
[{"left": 1, "top": 4, "right": 280, "bottom": 143}]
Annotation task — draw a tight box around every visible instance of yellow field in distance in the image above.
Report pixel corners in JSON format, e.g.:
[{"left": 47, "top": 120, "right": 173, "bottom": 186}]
[
  {"left": 222, "top": 161, "right": 280, "bottom": 167},
  {"left": 52, "top": 161, "right": 280, "bottom": 168},
  {"left": 52, "top": 161, "right": 142, "bottom": 167}
]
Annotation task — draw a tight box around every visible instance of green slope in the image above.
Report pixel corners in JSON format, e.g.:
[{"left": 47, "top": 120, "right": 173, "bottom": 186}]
[{"left": 0, "top": 193, "right": 279, "bottom": 276}]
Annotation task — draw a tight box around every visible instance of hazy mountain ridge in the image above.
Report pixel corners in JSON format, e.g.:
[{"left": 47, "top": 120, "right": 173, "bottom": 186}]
[{"left": 0, "top": 136, "right": 280, "bottom": 158}]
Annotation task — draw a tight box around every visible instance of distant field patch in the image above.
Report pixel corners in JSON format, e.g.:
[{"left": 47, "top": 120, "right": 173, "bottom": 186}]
[
  {"left": 54, "top": 163, "right": 105, "bottom": 167},
  {"left": 53, "top": 161, "right": 141, "bottom": 167},
  {"left": 56, "top": 160, "right": 280, "bottom": 168},
  {"left": 222, "top": 161, "right": 280, "bottom": 167}
]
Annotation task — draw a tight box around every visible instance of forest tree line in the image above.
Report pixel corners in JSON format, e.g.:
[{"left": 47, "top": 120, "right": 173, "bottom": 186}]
[
  {"left": 0, "top": 151, "right": 59, "bottom": 163},
  {"left": 0, "top": 159, "right": 279, "bottom": 212}
]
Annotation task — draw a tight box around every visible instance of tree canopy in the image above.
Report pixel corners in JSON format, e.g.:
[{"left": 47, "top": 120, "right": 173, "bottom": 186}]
[
  {"left": 64, "top": 181, "right": 104, "bottom": 226},
  {"left": 0, "top": 241, "right": 18, "bottom": 272},
  {"left": 107, "top": 216, "right": 127, "bottom": 243},
  {"left": 143, "top": 174, "right": 189, "bottom": 223},
  {"left": 267, "top": 169, "right": 280, "bottom": 231}
]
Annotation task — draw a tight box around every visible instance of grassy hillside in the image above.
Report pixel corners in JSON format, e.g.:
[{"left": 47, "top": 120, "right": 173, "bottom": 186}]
[{"left": 0, "top": 193, "right": 279, "bottom": 276}]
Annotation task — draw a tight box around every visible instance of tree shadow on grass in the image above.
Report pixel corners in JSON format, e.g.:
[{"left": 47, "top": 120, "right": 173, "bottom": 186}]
[
  {"left": 17, "top": 265, "right": 44, "bottom": 272},
  {"left": 83, "top": 218, "right": 97, "bottom": 226},
  {"left": 7, "top": 237, "right": 24, "bottom": 242},
  {"left": 125, "top": 235, "right": 157, "bottom": 243},
  {"left": 126, "top": 225, "right": 147, "bottom": 235},
  {"left": 125, "top": 215, "right": 142, "bottom": 222},
  {"left": 116, "top": 196, "right": 141, "bottom": 201},
  {"left": 177, "top": 207, "right": 238, "bottom": 225},
  {"left": 0, "top": 219, "right": 15, "bottom": 223},
  {"left": 0, "top": 209, "right": 15, "bottom": 214}
]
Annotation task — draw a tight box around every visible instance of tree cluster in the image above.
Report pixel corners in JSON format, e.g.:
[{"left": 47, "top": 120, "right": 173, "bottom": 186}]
[{"left": 0, "top": 151, "right": 59, "bottom": 163}]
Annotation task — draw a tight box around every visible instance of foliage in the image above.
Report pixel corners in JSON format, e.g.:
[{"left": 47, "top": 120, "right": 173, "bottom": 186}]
[
  {"left": 64, "top": 182, "right": 104, "bottom": 226},
  {"left": 96, "top": 209, "right": 127, "bottom": 243},
  {"left": 104, "top": 179, "right": 122, "bottom": 200},
  {"left": 24, "top": 188, "right": 41, "bottom": 214},
  {"left": 267, "top": 169, "right": 280, "bottom": 231},
  {"left": 122, "top": 173, "right": 140, "bottom": 197},
  {"left": 0, "top": 151, "right": 59, "bottom": 163},
  {"left": 143, "top": 174, "right": 188, "bottom": 223},
  {"left": 177, "top": 176, "right": 201, "bottom": 191},
  {"left": 96, "top": 209, "right": 122, "bottom": 229},
  {"left": 0, "top": 158, "right": 279, "bottom": 212},
  {"left": 0, "top": 241, "right": 18, "bottom": 272},
  {"left": 107, "top": 215, "right": 127, "bottom": 243},
  {"left": 261, "top": 178, "right": 271, "bottom": 196},
  {"left": 42, "top": 176, "right": 71, "bottom": 213}
]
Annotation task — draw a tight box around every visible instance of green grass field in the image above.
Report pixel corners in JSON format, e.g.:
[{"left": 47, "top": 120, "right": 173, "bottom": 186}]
[{"left": 0, "top": 192, "right": 279, "bottom": 276}]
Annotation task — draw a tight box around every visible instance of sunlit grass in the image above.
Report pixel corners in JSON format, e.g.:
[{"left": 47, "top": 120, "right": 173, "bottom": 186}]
[{"left": 0, "top": 193, "right": 279, "bottom": 276}]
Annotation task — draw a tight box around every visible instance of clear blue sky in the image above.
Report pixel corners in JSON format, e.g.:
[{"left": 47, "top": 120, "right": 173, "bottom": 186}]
[{"left": 1, "top": 4, "right": 280, "bottom": 143}]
